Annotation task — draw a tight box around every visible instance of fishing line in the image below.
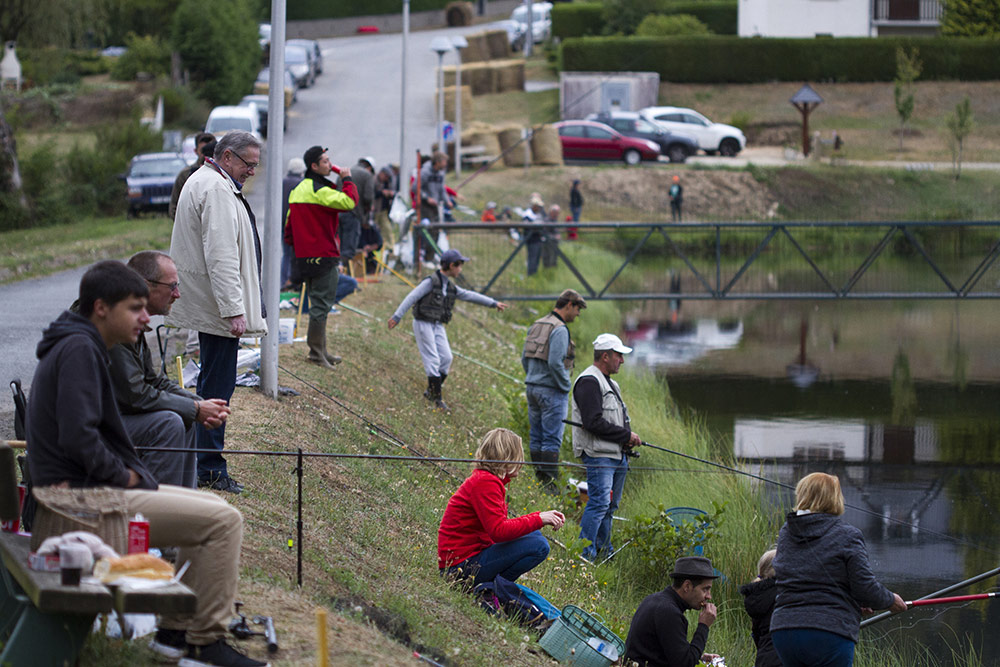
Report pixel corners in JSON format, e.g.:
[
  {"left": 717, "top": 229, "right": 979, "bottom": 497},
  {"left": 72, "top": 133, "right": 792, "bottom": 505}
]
[{"left": 563, "top": 419, "right": 1000, "bottom": 558}]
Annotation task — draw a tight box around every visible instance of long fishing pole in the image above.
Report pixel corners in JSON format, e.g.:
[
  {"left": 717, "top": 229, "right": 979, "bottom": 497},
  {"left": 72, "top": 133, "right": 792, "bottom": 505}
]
[
  {"left": 906, "top": 592, "right": 997, "bottom": 607},
  {"left": 861, "top": 564, "right": 1000, "bottom": 628},
  {"left": 563, "top": 419, "right": 1000, "bottom": 557}
]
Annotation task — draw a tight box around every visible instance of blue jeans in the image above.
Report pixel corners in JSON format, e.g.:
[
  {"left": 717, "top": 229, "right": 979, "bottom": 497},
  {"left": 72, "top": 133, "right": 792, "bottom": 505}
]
[
  {"left": 579, "top": 453, "right": 628, "bottom": 560},
  {"left": 526, "top": 384, "right": 568, "bottom": 456},
  {"left": 772, "top": 629, "right": 855, "bottom": 667},
  {"left": 280, "top": 241, "right": 294, "bottom": 286},
  {"left": 195, "top": 333, "right": 239, "bottom": 482},
  {"left": 454, "top": 531, "right": 550, "bottom": 585},
  {"left": 526, "top": 240, "right": 542, "bottom": 276}
]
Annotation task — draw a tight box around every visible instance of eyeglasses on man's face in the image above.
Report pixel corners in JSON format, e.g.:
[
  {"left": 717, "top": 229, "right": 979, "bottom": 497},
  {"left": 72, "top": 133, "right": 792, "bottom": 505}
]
[
  {"left": 230, "top": 151, "right": 259, "bottom": 171},
  {"left": 148, "top": 279, "right": 180, "bottom": 292}
]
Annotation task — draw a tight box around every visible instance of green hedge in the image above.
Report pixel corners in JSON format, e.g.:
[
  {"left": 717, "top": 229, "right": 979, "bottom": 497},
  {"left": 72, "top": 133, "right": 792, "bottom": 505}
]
[
  {"left": 560, "top": 36, "right": 1000, "bottom": 82},
  {"left": 288, "top": 0, "right": 451, "bottom": 21},
  {"left": 552, "top": 1, "right": 736, "bottom": 38},
  {"left": 552, "top": 2, "right": 603, "bottom": 37}
]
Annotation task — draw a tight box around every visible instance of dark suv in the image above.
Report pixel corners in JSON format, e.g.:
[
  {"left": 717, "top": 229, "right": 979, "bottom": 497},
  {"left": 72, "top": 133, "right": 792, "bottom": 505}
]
[
  {"left": 123, "top": 152, "right": 191, "bottom": 217},
  {"left": 586, "top": 111, "right": 697, "bottom": 163}
]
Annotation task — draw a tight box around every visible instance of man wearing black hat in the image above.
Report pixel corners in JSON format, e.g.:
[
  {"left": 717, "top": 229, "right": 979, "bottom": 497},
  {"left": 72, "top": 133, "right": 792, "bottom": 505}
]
[
  {"left": 387, "top": 249, "right": 507, "bottom": 410},
  {"left": 624, "top": 556, "right": 721, "bottom": 667},
  {"left": 285, "top": 146, "right": 358, "bottom": 369},
  {"left": 521, "top": 288, "right": 586, "bottom": 492}
]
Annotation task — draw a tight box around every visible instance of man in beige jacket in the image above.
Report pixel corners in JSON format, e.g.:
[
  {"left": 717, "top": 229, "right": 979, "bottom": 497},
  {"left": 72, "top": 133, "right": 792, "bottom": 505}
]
[{"left": 167, "top": 131, "right": 267, "bottom": 494}]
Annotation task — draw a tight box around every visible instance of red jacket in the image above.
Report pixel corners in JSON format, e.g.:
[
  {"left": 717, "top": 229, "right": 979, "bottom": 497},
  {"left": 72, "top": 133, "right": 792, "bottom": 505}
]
[
  {"left": 437, "top": 468, "right": 542, "bottom": 569},
  {"left": 284, "top": 174, "right": 358, "bottom": 258}
]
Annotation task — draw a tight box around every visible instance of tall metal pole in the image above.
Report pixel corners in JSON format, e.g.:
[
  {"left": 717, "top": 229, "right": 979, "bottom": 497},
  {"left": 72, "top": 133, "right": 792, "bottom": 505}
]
[
  {"left": 454, "top": 49, "right": 463, "bottom": 178},
  {"left": 296, "top": 447, "right": 303, "bottom": 587},
  {"left": 436, "top": 53, "right": 445, "bottom": 150},
  {"left": 399, "top": 0, "right": 409, "bottom": 194},
  {"left": 261, "top": 0, "right": 286, "bottom": 399}
]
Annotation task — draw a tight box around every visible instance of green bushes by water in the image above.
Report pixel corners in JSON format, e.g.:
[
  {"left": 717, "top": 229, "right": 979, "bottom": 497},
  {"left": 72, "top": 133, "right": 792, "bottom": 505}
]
[{"left": 552, "top": 1, "right": 737, "bottom": 38}]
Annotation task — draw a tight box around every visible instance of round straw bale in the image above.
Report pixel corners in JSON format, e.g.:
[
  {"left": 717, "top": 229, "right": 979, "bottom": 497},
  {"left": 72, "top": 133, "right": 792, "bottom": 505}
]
[
  {"left": 445, "top": 2, "right": 473, "bottom": 26},
  {"left": 463, "top": 126, "right": 502, "bottom": 157},
  {"left": 497, "top": 126, "right": 530, "bottom": 167},
  {"left": 461, "top": 33, "right": 490, "bottom": 63},
  {"left": 484, "top": 30, "right": 511, "bottom": 60},
  {"left": 438, "top": 85, "right": 473, "bottom": 123},
  {"left": 465, "top": 62, "right": 496, "bottom": 95},
  {"left": 441, "top": 65, "right": 457, "bottom": 88},
  {"left": 492, "top": 59, "right": 525, "bottom": 93},
  {"left": 530, "top": 125, "right": 564, "bottom": 166}
]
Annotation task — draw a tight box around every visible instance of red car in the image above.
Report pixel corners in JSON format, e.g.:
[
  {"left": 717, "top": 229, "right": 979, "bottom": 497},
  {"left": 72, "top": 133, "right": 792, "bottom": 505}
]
[{"left": 554, "top": 120, "right": 661, "bottom": 165}]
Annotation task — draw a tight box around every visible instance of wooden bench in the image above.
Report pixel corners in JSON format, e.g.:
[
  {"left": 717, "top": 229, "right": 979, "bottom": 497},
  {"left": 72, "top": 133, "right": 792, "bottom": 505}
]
[{"left": 0, "top": 440, "right": 196, "bottom": 664}]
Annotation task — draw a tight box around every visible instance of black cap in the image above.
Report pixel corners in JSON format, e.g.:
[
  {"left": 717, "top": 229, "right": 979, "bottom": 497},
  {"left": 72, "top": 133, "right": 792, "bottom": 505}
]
[
  {"left": 670, "top": 556, "right": 718, "bottom": 579},
  {"left": 303, "top": 146, "right": 328, "bottom": 169}
]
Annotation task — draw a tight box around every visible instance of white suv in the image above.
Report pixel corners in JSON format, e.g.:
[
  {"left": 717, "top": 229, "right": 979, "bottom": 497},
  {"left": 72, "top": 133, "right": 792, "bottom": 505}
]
[
  {"left": 639, "top": 106, "right": 746, "bottom": 156},
  {"left": 510, "top": 2, "right": 552, "bottom": 50}
]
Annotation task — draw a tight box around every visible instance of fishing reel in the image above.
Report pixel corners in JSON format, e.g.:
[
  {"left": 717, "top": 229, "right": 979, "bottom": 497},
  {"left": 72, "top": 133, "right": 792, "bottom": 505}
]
[{"left": 228, "top": 601, "right": 279, "bottom": 653}]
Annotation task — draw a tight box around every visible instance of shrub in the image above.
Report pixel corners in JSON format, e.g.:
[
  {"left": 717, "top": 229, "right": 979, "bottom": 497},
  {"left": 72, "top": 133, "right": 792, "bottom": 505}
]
[
  {"left": 552, "top": 2, "right": 604, "bottom": 38},
  {"left": 560, "top": 35, "right": 1000, "bottom": 82},
  {"left": 601, "top": 0, "right": 665, "bottom": 35},
  {"left": 110, "top": 33, "right": 172, "bottom": 81},
  {"left": 636, "top": 14, "right": 712, "bottom": 37},
  {"left": 554, "top": 1, "right": 736, "bottom": 38},
  {"left": 172, "top": 0, "right": 260, "bottom": 105},
  {"left": 158, "top": 85, "right": 211, "bottom": 130},
  {"left": 286, "top": 0, "right": 451, "bottom": 20}
]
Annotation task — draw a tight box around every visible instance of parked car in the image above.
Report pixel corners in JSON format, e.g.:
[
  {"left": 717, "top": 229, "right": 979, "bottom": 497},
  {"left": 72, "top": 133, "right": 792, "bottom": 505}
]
[
  {"left": 288, "top": 38, "right": 323, "bottom": 76},
  {"left": 510, "top": 2, "right": 552, "bottom": 51},
  {"left": 639, "top": 106, "right": 746, "bottom": 156},
  {"left": 122, "top": 152, "right": 190, "bottom": 217},
  {"left": 258, "top": 23, "right": 271, "bottom": 50},
  {"left": 254, "top": 68, "right": 296, "bottom": 108},
  {"left": 284, "top": 44, "right": 314, "bottom": 88},
  {"left": 586, "top": 110, "right": 698, "bottom": 163},
  {"left": 239, "top": 94, "right": 285, "bottom": 137},
  {"left": 554, "top": 120, "right": 661, "bottom": 165},
  {"left": 204, "top": 105, "right": 262, "bottom": 142}
]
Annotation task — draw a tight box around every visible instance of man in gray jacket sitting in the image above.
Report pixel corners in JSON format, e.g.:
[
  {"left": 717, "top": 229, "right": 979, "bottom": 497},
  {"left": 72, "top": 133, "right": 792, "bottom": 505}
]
[{"left": 109, "top": 251, "right": 231, "bottom": 487}]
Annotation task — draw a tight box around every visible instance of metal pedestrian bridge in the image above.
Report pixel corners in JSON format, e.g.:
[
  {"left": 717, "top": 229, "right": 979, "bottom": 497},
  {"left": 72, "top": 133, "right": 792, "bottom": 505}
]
[{"left": 426, "top": 220, "right": 1000, "bottom": 302}]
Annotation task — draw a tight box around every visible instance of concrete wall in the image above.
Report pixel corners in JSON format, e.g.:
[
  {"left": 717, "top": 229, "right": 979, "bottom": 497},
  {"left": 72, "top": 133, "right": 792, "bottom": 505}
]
[
  {"left": 287, "top": 0, "right": 522, "bottom": 39},
  {"left": 560, "top": 72, "right": 660, "bottom": 120},
  {"left": 738, "top": 0, "right": 873, "bottom": 37}
]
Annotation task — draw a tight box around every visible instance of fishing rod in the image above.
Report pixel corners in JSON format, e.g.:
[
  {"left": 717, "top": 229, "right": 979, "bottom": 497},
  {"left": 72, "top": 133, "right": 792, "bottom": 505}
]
[
  {"left": 563, "top": 419, "right": 1000, "bottom": 557},
  {"left": 861, "top": 564, "right": 1000, "bottom": 628},
  {"left": 906, "top": 592, "right": 997, "bottom": 607}
]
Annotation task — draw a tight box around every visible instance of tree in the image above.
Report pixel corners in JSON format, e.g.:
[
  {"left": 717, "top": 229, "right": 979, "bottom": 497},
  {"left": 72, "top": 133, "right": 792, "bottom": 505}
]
[
  {"left": 635, "top": 14, "right": 712, "bottom": 37},
  {"left": 940, "top": 0, "right": 1000, "bottom": 37},
  {"left": 946, "top": 96, "right": 974, "bottom": 180},
  {"left": 172, "top": 0, "right": 259, "bottom": 106},
  {"left": 893, "top": 46, "right": 921, "bottom": 152}
]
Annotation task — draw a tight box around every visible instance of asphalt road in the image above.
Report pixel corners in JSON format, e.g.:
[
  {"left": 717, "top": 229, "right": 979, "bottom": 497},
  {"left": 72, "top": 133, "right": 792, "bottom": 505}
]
[{"left": 0, "top": 23, "right": 486, "bottom": 429}]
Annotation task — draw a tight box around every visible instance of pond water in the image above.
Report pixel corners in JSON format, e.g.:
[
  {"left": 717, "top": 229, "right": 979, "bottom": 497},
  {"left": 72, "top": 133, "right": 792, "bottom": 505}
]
[{"left": 624, "top": 299, "right": 1000, "bottom": 665}]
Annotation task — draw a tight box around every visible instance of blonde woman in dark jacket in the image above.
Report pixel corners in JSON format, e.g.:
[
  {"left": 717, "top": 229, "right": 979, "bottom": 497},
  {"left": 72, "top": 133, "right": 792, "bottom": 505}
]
[{"left": 771, "top": 473, "right": 906, "bottom": 667}]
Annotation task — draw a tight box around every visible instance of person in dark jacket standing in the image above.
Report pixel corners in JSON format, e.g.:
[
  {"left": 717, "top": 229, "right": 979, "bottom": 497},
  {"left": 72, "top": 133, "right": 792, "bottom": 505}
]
[
  {"left": 669, "top": 175, "right": 683, "bottom": 222},
  {"left": 771, "top": 472, "right": 907, "bottom": 667},
  {"left": 739, "top": 548, "right": 781, "bottom": 667},
  {"left": 284, "top": 145, "right": 358, "bottom": 369},
  {"left": 387, "top": 249, "right": 507, "bottom": 410},
  {"left": 26, "top": 261, "right": 260, "bottom": 667},
  {"left": 624, "top": 556, "right": 721, "bottom": 667},
  {"left": 280, "top": 157, "right": 306, "bottom": 289},
  {"left": 569, "top": 179, "right": 583, "bottom": 222},
  {"left": 570, "top": 333, "right": 641, "bottom": 561}
]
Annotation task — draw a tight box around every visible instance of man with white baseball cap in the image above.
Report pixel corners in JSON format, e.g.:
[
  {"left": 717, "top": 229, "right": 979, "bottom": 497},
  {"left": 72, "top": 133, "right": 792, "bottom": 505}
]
[{"left": 570, "top": 333, "right": 642, "bottom": 561}]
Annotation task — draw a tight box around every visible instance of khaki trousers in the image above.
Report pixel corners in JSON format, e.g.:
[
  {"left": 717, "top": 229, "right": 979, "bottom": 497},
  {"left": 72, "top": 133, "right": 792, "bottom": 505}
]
[{"left": 123, "top": 485, "right": 243, "bottom": 645}]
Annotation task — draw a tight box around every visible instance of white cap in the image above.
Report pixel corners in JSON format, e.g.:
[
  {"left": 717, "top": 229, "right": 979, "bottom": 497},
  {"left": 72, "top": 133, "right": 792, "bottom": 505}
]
[{"left": 593, "top": 333, "right": 632, "bottom": 354}]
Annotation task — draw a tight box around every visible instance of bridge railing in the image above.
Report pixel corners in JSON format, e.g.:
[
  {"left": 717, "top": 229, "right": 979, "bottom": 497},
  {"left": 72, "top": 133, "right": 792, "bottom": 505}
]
[{"left": 416, "top": 220, "right": 1000, "bottom": 301}]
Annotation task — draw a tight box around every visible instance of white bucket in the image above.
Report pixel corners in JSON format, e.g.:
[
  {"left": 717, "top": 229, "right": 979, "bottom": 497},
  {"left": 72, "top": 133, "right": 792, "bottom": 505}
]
[{"left": 278, "top": 318, "right": 296, "bottom": 344}]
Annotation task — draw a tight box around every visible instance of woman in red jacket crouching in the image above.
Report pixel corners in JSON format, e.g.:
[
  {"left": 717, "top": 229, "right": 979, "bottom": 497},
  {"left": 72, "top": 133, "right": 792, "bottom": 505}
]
[{"left": 438, "top": 428, "right": 565, "bottom": 585}]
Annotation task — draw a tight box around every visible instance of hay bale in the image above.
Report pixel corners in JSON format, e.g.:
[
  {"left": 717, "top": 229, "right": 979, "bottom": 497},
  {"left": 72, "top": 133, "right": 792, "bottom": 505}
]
[
  {"left": 497, "top": 125, "right": 530, "bottom": 167},
  {"left": 492, "top": 59, "right": 525, "bottom": 93},
  {"left": 443, "top": 62, "right": 495, "bottom": 95},
  {"left": 436, "top": 85, "right": 473, "bottom": 123},
  {"left": 484, "top": 30, "right": 511, "bottom": 60},
  {"left": 459, "top": 33, "right": 490, "bottom": 63},
  {"left": 445, "top": 1, "right": 473, "bottom": 26},
  {"left": 463, "top": 124, "right": 502, "bottom": 158},
  {"left": 530, "top": 125, "right": 564, "bottom": 166}
]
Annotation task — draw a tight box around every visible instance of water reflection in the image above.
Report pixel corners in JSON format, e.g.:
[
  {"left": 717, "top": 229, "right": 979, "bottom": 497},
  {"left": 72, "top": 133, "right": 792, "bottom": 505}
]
[
  {"left": 631, "top": 301, "right": 1000, "bottom": 663},
  {"left": 623, "top": 318, "right": 743, "bottom": 366}
]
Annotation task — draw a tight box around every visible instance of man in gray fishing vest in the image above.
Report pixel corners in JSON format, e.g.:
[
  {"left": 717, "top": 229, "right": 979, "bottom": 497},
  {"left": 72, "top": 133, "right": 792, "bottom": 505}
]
[
  {"left": 571, "top": 333, "right": 642, "bottom": 561},
  {"left": 522, "top": 289, "right": 587, "bottom": 493}
]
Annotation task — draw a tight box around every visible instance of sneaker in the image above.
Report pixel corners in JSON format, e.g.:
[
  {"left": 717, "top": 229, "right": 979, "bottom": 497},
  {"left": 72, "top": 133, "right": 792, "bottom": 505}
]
[
  {"left": 179, "top": 638, "right": 269, "bottom": 667},
  {"left": 198, "top": 475, "right": 244, "bottom": 494},
  {"left": 150, "top": 628, "right": 187, "bottom": 661}
]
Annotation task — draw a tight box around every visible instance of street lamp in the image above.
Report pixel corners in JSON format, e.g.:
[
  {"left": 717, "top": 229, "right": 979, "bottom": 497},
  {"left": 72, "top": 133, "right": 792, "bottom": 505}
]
[
  {"left": 451, "top": 35, "right": 468, "bottom": 178},
  {"left": 790, "top": 84, "right": 823, "bottom": 157},
  {"left": 429, "top": 36, "right": 453, "bottom": 152}
]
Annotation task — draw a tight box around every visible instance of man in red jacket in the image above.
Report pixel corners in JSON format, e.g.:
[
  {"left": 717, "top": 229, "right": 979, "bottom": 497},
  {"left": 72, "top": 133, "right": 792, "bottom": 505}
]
[{"left": 284, "top": 145, "right": 358, "bottom": 369}]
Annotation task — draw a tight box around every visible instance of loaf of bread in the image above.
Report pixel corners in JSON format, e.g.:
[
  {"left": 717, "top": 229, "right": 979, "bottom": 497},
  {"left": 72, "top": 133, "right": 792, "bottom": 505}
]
[{"left": 94, "top": 553, "right": 174, "bottom": 582}]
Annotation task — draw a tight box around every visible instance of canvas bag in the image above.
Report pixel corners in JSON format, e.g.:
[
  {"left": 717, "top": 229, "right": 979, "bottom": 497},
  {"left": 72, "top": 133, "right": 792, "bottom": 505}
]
[{"left": 29, "top": 486, "right": 128, "bottom": 554}]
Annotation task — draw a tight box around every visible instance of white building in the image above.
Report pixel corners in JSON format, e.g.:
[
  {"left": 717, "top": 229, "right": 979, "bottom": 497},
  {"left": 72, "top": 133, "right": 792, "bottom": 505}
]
[{"left": 738, "top": 0, "right": 942, "bottom": 38}]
